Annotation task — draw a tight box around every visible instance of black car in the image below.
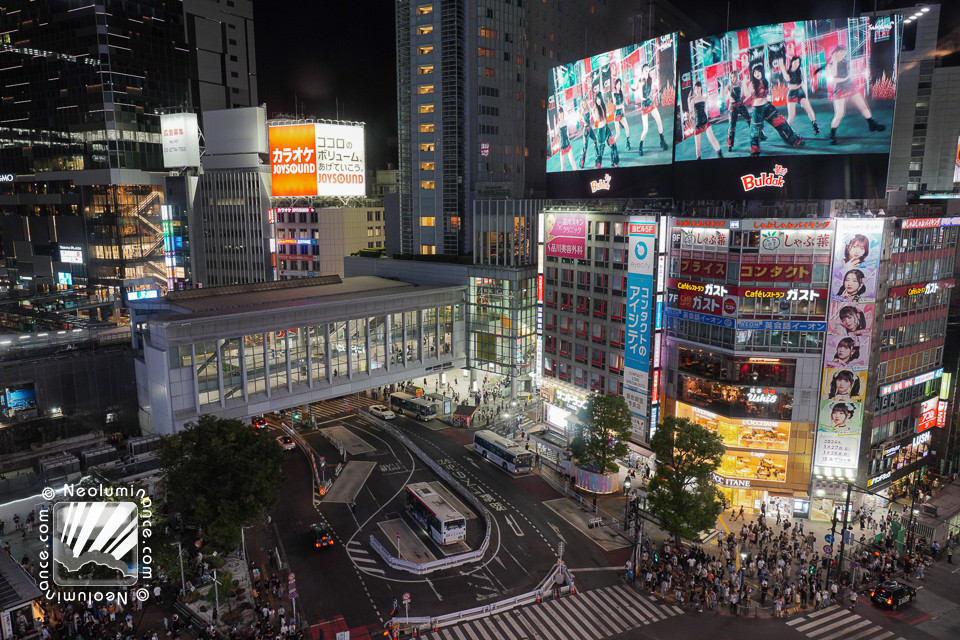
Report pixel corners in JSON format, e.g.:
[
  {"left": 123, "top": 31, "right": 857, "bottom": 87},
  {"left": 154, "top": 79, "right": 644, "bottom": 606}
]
[
  {"left": 870, "top": 580, "right": 917, "bottom": 609},
  {"left": 311, "top": 524, "right": 335, "bottom": 548}
]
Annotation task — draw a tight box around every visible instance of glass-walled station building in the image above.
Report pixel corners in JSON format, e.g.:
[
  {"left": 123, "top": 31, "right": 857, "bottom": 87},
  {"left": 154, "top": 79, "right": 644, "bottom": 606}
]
[{"left": 129, "top": 276, "right": 466, "bottom": 434}]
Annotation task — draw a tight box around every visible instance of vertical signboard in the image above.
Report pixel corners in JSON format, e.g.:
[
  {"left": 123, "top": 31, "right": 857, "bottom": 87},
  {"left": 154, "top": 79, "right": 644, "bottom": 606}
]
[
  {"left": 624, "top": 218, "right": 657, "bottom": 437},
  {"left": 814, "top": 219, "right": 884, "bottom": 474},
  {"left": 160, "top": 113, "right": 201, "bottom": 168}
]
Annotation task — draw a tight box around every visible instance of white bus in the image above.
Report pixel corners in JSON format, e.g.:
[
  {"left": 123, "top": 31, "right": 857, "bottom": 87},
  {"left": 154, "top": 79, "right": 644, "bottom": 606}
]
[
  {"left": 473, "top": 429, "right": 534, "bottom": 475},
  {"left": 389, "top": 392, "right": 438, "bottom": 421},
  {"left": 405, "top": 482, "right": 466, "bottom": 545}
]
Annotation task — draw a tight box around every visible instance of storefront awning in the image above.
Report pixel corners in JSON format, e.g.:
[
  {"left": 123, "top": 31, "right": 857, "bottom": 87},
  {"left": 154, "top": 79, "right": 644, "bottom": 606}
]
[{"left": 626, "top": 441, "right": 654, "bottom": 459}]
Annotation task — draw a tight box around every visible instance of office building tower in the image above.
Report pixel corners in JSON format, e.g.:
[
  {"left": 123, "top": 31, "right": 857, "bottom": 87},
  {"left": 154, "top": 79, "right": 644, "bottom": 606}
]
[{"left": 395, "top": 0, "right": 612, "bottom": 256}]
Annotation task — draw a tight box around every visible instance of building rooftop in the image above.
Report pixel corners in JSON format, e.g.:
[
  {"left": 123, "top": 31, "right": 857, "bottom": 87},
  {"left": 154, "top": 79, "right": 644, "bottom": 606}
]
[
  {"left": 157, "top": 276, "right": 453, "bottom": 321},
  {"left": 0, "top": 549, "right": 42, "bottom": 610}
]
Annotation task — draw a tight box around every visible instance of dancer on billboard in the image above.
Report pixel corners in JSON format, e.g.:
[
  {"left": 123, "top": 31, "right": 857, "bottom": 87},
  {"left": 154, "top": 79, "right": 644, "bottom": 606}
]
[
  {"left": 725, "top": 70, "right": 763, "bottom": 151},
  {"left": 578, "top": 99, "right": 599, "bottom": 168},
  {"left": 687, "top": 81, "right": 723, "bottom": 159},
  {"left": 633, "top": 64, "right": 668, "bottom": 156},
  {"left": 550, "top": 107, "right": 576, "bottom": 171},
  {"left": 612, "top": 78, "right": 632, "bottom": 149},
  {"left": 775, "top": 56, "right": 821, "bottom": 135},
  {"left": 746, "top": 64, "right": 803, "bottom": 157},
  {"left": 822, "top": 45, "right": 886, "bottom": 145},
  {"left": 592, "top": 92, "right": 620, "bottom": 168}
]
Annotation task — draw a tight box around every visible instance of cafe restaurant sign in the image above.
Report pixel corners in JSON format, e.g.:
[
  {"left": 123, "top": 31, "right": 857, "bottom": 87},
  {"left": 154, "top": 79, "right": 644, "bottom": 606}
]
[{"left": 712, "top": 473, "right": 751, "bottom": 488}]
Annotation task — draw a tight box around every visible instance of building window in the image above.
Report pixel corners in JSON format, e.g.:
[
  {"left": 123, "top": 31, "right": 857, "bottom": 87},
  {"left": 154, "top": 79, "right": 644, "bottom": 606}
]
[
  {"left": 420, "top": 244, "right": 436, "bottom": 255},
  {"left": 419, "top": 123, "right": 435, "bottom": 133},
  {"left": 420, "top": 217, "right": 436, "bottom": 226},
  {"left": 479, "top": 46, "right": 495, "bottom": 58},
  {"left": 418, "top": 85, "right": 434, "bottom": 95},
  {"left": 420, "top": 181, "right": 435, "bottom": 189},
  {"left": 417, "top": 25, "right": 434, "bottom": 35},
  {"left": 418, "top": 65, "right": 434, "bottom": 75},
  {"left": 484, "top": 67, "right": 496, "bottom": 77},
  {"left": 419, "top": 104, "right": 435, "bottom": 114},
  {"left": 418, "top": 45, "right": 434, "bottom": 55},
  {"left": 420, "top": 162, "right": 435, "bottom": 170},
  {"left": 417, "top": 4, "right": 434, "bottom": 14},
  {"left": 450, "top": 217, "right": 461, "bottom": 228},
  {"left": 420, "top": 142, "right": 435, "bottom": 151},
  {"left": 480, "top": 27, "right": 497, "bottom": 39}
]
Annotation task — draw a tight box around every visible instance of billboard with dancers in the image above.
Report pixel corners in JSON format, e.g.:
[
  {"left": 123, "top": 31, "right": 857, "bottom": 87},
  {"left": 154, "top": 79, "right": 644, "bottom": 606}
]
[
  {"left": 546, "top": 34, "right": 676, "bottom": 173},
  {"left": 675, "top": 17, "right": 901, "bottom": 161}
]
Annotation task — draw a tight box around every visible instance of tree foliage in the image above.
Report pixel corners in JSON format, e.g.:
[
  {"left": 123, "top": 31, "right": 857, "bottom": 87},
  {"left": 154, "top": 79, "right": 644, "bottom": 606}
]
[
  {"left": 571, "top": 394, "right": 632, "bottom": 474},
  {"left": 160, "top": 415, "right": 285, "bottom": 551},
  {"left": 647, "top": 415, "right": 725, "bottom": 546}
]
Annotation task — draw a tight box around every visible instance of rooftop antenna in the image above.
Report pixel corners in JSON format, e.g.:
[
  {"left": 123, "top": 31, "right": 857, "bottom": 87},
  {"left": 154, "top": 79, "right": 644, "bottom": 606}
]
[{"left": 726, "top": 2, "right": 730, "bottom": 31}]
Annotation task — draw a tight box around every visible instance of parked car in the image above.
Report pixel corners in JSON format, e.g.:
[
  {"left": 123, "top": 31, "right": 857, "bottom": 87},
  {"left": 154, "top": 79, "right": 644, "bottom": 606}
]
[
  {"left": 276, "top": 435, "right": 296, "bottom": 451},
  {"left": 369, "top": 404, "right": 396, "bottom": 420},
  {"left": 870, "top": 580, "right": 917, "bottom": 609}
]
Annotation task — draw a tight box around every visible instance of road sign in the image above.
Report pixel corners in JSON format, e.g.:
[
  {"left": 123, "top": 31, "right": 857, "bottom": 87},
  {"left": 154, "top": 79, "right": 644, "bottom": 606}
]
[
  {"left": 289, "top": 589, "right": 297, "bottom": 600},
  {"left": 823, "top": 544, "right": 833, "bottom": 554},
  {"left": 396, "top": 532, "right": 401, "bottom": 539},
  {"left": 402, "top": 592, "right": 410, "bottom": 603},
  {"left": 824, "top": 534, "right": 834, "bottom": 544}
]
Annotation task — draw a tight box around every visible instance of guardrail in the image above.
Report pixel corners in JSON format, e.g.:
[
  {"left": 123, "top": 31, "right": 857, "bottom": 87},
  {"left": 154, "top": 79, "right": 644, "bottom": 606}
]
[
  {"left": 278, "top": 424, "right": 324, "bottom": 505},
  {"left": 389, "top": 562, "right": 576, "bottom": 634},
  {"left": 363, "top": 413, "right": 493, "bottom": 575}
]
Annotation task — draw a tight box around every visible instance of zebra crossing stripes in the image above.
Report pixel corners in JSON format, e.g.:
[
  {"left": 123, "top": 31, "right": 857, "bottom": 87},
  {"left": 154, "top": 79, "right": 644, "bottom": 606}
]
[
  {"left": 420, "top": 584, "right": 680, "bottom": 640},
  {"left": 785, "top": 605, "right": 906, "bottom": 640},
  {"left": 346, "top": 540, "right": 384, "bottom": 575}
]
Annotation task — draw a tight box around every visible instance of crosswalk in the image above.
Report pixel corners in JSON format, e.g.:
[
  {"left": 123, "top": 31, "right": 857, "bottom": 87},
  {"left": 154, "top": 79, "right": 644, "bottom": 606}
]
[
  {"left": 346, "top": 539, "right": 384, "bottom": 575},
  {"left": 307, "top": 395, "right": 380, "bottom": 420},
  {"left": 420, "top": 584, "right": 682, "bottom": 640},
  {"left": 485, "top": 415, "right": 538, "bottom": 439},
  {"left": 786, "top": 605, "right": 906, "bottom": 640}
]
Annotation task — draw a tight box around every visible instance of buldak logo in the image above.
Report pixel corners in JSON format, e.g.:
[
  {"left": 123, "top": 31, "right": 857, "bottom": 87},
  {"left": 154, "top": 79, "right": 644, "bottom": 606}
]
[{"left": 52, "top": 501, "right": 139, "bottom": 586}]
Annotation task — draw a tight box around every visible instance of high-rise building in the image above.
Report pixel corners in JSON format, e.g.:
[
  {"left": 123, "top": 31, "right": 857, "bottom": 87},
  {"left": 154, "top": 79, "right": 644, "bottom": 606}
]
[
  {"left": 0, "top": 0, "right": 259, "bottom": 297},
  {"left": 395, "top": 0, "right": 613, "bottom": 256}
]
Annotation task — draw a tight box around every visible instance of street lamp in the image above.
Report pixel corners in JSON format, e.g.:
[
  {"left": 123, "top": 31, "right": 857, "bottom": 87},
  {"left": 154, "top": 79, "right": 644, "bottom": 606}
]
[{"left": 169, "top": 541, "right": 186, "bottom": 596}]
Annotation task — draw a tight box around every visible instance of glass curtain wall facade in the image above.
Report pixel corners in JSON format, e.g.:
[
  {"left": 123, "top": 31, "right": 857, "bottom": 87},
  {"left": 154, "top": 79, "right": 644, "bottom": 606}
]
[
  {"left": 169, "top": 305, "right": 461, "bottom": 411},
  {"left": 469, "top": 275, "right": 537, "bottom": 397}
]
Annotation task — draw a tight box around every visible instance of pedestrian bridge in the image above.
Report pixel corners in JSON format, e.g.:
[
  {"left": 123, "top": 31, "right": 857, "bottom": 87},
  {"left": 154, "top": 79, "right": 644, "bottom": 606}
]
[{"left": 129, "top": 276, "right": 467, "bottom": 434}]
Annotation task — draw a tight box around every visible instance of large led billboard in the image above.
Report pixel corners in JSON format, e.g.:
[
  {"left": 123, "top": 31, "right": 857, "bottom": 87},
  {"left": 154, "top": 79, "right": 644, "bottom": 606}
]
[
  {"left": 545, "top": 34, "right": 676, "bottom": 197},
  {"left": 673, "top": 17, "right": 901, "bottom": 199},
  {"left": 269, "top": 123, "right": 365, "bottom": 197}
]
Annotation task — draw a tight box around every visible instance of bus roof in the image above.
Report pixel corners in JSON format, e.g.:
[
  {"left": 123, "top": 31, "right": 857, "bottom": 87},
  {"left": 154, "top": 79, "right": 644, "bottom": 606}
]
[
  {"left": 475, "top": 429, "right": 527, "bottom": 454},
  {"left": 390, "top": 392, "right": 412, "bottom": 399},
  {"left": 406, "top": 482, "right": 465, "bottom": 523}
]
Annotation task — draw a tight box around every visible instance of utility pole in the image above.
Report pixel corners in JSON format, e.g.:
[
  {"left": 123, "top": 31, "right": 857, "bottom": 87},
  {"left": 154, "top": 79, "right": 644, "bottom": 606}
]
[{"left": 835, "top": 482, "right": 852, "bottom": 584}]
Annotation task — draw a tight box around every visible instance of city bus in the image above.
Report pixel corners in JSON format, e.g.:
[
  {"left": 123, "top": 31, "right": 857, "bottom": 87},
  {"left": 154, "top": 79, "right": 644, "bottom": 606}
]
[
  {"left": 388, "top": 392, "right": 438, "bottom": 421},
  {"left": 473, "top": 429, "right": 534, "bottom": 475},
  {"left": 405, "top": 482, "right": 467, "bottom": 545}
]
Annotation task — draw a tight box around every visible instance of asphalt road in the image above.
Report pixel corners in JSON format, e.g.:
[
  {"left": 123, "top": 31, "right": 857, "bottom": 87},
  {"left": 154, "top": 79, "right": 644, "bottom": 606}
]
[{"left": 264, "top": 400, "right": 960, "bottom": 640}]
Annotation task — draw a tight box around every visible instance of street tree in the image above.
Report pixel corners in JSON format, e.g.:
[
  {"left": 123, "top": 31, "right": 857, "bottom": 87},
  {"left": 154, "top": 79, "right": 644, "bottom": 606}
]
[
  {"left": 160, "top": 414, "right": 286, "bottom": 551},
  {"left": 647, "top": 415, "right": 725, "bottom": 547},
  {"left": 571, "top": 394, "right": 632, "bottom": 473}
]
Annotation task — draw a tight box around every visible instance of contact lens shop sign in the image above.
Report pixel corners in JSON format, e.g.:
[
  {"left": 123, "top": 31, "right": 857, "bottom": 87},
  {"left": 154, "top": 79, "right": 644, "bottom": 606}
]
[
  {"left": 814, "top": 218, "right": 885, "bottom": 474},
  {"left": 623, "top": 219, "right": 656, "bottom": 437}
]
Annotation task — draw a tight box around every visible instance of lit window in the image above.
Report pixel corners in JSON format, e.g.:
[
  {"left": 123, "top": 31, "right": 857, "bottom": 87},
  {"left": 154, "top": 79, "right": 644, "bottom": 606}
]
[
  {"left": 420, "top": 181, "right": 436, "bottom": 190},
  {"left": 480, "top": 27, "right": 497, "bottom": 38},
  {"left": 420, "top": 162, "right": 435, "bottom": 170},
  {"left": 417, "top": 4, "right": 434, "bottom": 14},
  {"left": 450, "top": 217, "right": 461, "bottom": 228},
  {"left": 420, "top": 142, "right": 435, "bottom": 152},
  {"left": 420, "top": 217, "right": 436, "bottom": 226},
  {"left": 418, "top": 65, "right": 434, "bottom": 75},
  {"left": 420, "top": 244, "right": 436, "bottom": 255},
  {"left": 419, "top": 123, "right": 435, "bottom": 133},
  {"left": 479, "top": 46, "right": 495, "bottom": 58},
  {"left": 417, "top": 25, "right": 434, "bottom": 35},
  {"left": 418, "top": 85, "right": 434, "bottom": 94},
  {"left": 419, "top": 104, "right": 435, "bottom": 114},
  {"left": 418, "top": 45, "right": 434, "bottom": 55},
  {"left": 484, "top": 67, "right": 495, "bottom": 77}
]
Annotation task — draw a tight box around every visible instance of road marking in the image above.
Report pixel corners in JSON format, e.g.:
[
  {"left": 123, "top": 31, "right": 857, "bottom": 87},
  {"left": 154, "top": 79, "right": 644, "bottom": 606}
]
[
  {"left": 818, "top": 618, "right": 871, "bottom": 640},
  {"left": 467, "top": 457, "right": 480, "bottom": 468},
  {"left": 796, "top": 609, "right": 848, "bottom": 632},
  {"left": 807, "top": 614, "right": 863, "bottom": 637},
  {"left": 362, "top": 567, "right": 385, "bottom": 575},
  {"left": 425, "top": 576, "right": 444, "bottom": 602},
  {"left": 503, "top": 514, "right": 525, "bottom": 537},
  {"left": 352, "top": 556, "right": 378, "bottom": 564},
  {"left": 578, "top": 590, "right": 629, "bottom": 633},
  {"left": 548, "top": 522, "right": 566, "bottom": 542}
]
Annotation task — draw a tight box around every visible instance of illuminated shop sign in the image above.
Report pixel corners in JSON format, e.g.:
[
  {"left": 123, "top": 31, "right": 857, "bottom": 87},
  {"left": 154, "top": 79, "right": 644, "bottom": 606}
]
[
  {"left": 59, "top": 245, "right": 83, "bottom": 264},
  {"left": 900, "top": 217, "right": 960, "bottom": 229},
  {"left": 554, "top": 389, "right": 588, "bottom": 412},
  {"left": 0, "top": 174, "right": 13, "bottom": 182},
  {"left": 883, "top": 444, "right": 900, "bottom": 458},
  {"left": 589, "top": 174, "right": 612, "bottom": 194},
  {"left": 888, "top": 279, "right": 954, "bottom": 298},
  {"left": 712, "top": 474, "right": 751, "bottom": 488},
  {"left": 274, "top": 207, "right": 315, "bottom": 214},
  {"left": 746, "top": 388, "right": 778, "bottom": 404},
  {"left": 735, "top": 319, "right": 826, "bottom": 331},
  {"left": 749, "top": 220, "right": 832, "bottom": 230},
  {"left": 878, "top": 368, "right": 943, "bottom": 397},
  {"left": 672, "top": 219, "right": 728, "bottom": 228},
  {"left": 126, "top": 290, "right": 159, "bottom": 301},
  {"left": 867, "top": 471, "right": 891, "bottom": 487},
  {"left": 937, "top": 400, "right": 948, "bottom": 429},
  {"left": 917, "top": 397, "right": 938, "bottom": 433},
  {"left": 740, "top": 164, "right": 787, "bottom": 192}
]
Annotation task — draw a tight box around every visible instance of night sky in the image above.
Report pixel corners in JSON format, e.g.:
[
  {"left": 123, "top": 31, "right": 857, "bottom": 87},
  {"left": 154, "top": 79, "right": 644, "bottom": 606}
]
[{"left": 253, "top": 1, "right": 960, "bottom": 173}]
